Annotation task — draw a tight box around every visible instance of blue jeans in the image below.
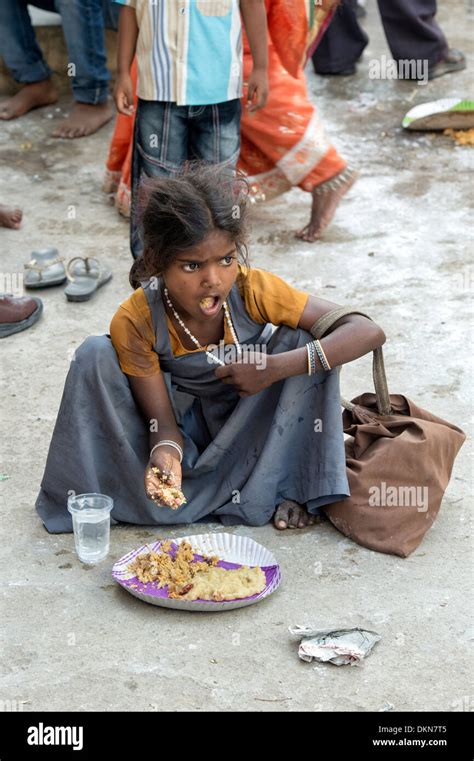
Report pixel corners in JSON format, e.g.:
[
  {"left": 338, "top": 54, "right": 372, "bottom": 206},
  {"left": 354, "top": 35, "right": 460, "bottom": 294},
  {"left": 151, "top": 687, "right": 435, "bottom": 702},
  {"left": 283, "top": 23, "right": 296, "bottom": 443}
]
[
  {"left": 0, "top": 0, "right": 119, "bottom": 104},
  {"left": 130, "top": 97, "right": 241, "bottom": 258}
]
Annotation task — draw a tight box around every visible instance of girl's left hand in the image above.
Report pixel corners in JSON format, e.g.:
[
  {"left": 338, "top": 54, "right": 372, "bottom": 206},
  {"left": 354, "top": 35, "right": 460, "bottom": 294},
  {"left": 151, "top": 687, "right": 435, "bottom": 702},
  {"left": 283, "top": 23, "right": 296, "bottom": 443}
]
[{"left": 214, "top": 352, "right": 279, "bottom": 397}]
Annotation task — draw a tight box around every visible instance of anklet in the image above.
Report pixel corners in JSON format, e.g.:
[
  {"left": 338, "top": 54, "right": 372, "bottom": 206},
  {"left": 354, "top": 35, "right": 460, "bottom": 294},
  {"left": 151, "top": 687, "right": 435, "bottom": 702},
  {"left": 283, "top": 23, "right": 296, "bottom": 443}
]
[{"left": 313, "top": 165, "right": 356, "bottom": 196}]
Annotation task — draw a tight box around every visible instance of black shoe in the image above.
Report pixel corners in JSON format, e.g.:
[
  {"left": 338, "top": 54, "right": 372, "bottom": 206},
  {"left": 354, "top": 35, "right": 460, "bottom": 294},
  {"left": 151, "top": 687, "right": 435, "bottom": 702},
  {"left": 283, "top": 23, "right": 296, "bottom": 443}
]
[{"left": 429, "top": 49, "right": 466, "bottom": 80}]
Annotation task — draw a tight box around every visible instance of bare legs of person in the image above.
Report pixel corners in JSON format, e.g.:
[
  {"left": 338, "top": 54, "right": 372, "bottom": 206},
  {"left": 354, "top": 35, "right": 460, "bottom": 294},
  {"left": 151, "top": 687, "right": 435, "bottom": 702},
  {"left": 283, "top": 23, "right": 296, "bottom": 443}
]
[
  {"left": 273, "top": 500, "right": 321, "bottom": 530},
  {"left": 0, "top": 204, "right": 22, "bottom": 229},
  {"left": 51, "top": 101, "right": 113, "bottom": 139},
  {"left": 0, "top": 80, "right": 58, "bottom": 120},
  {"left": 0, "top": 80, "right": 113, "bottom": 138},
  {"left": 296, "top": 166, "right": 358, "bottom": 242}
]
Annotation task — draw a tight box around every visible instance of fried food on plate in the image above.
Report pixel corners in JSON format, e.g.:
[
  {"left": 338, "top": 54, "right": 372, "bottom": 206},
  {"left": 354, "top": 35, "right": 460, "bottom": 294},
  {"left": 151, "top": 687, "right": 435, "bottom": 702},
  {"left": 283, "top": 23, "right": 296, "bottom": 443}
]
[{"left": 127, "top": 540, "right": 266, "bottom": 601}]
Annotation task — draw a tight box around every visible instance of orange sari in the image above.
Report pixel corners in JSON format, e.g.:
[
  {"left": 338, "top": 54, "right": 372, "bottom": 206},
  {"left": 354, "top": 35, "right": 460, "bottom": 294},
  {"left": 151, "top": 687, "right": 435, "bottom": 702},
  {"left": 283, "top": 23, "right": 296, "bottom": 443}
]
[
  {"left": 241, "top": 0, "right": 344, "bottom": 201},
  {"left": 102, "top": 59, "right": 138, "bottom": 217},
  {"left": 104, "top": 0, "right": 343, "bottom": 215}
]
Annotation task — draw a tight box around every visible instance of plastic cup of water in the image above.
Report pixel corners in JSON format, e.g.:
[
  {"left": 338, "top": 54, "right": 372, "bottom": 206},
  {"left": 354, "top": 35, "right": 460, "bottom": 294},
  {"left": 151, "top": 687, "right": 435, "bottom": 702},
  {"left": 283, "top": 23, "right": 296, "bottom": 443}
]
[{"left": 67, "top": 493, "right": 113, "bottom": 564}]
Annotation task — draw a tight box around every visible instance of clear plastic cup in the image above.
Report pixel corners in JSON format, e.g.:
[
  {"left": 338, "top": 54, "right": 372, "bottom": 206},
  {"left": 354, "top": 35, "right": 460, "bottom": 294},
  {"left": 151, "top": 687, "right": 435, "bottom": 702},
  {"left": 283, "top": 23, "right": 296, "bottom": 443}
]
[{"left": 67, "top": 493, "right": 113, "bottom": 564}]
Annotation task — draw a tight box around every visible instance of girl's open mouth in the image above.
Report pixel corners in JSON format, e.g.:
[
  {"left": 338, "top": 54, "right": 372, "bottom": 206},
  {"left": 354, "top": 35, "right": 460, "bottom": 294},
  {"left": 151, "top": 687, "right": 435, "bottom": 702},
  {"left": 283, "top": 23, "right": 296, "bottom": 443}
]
[{"left": 199, "top": 295, "right": 222, "bottom": 316}]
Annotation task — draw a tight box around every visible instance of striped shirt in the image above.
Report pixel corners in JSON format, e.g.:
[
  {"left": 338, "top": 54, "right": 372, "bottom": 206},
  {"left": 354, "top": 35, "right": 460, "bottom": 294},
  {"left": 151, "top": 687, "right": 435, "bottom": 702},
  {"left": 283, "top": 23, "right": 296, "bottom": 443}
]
[{"left": 114, "top": 0, "right": 243, "bottom": 106}]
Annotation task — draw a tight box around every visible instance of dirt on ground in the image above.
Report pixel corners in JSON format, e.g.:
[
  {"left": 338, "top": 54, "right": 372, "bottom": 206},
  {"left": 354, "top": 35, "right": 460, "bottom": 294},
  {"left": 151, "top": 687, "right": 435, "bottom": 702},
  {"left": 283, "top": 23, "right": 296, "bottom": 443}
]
[{"left": 0, "top": 0, "right": 472, "bottom": 712}]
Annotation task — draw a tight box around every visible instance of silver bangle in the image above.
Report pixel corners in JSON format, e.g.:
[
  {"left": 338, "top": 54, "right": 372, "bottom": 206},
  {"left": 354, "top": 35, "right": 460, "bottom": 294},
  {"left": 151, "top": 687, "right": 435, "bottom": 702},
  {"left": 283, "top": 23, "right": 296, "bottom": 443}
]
[
  {"left": 313, "top": 339, "right": 331, "bottom": 371},
  {"left": 306, "top": 343, "right": 312, "bottom": 376},
  {"left": 306, "top": 341, "right": 316, "bottom": 375},
  {"left": 150, "top": 440, "right": 183, "bottom": 463}
]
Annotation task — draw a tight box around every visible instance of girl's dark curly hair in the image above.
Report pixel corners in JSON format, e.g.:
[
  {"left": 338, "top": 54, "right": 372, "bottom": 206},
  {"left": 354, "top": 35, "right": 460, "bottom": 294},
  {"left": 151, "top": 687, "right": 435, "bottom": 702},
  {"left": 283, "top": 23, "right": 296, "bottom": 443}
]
[{"left": 129, "top": 162, "right": 250, "bottom": 289}]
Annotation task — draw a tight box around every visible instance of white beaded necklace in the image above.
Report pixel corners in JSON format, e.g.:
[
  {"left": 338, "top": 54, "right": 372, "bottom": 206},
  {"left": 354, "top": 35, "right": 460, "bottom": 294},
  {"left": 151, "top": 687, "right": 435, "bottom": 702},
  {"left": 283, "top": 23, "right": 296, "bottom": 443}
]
[{"left": 163, "top": 286, "right": 242, "bottom": 366}]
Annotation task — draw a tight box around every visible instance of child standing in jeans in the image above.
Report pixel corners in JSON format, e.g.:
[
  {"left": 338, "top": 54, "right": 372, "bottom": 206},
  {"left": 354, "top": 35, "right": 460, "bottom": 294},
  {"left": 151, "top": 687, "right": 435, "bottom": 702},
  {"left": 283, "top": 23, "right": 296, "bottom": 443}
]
[{"left": 113, "top": 0, "right": 269, "bottom": 257}]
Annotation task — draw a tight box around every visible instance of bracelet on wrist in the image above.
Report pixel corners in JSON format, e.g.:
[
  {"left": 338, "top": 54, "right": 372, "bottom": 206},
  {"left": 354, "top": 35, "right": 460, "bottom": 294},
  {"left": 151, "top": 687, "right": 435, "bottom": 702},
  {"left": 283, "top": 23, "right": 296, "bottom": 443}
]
[
  {"left": 305, "top": 340, "right": 331, "bottom": 374},
  {"left": 150, "top": 440, "right": 183, "bottom": 464}
]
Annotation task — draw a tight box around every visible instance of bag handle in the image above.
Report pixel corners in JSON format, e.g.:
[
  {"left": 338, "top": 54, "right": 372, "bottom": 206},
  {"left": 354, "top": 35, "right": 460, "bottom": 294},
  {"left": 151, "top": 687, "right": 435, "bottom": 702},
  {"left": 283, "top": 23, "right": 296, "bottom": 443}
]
[{"left": 310, "top": 306, "right": 392, "bottom": 416}]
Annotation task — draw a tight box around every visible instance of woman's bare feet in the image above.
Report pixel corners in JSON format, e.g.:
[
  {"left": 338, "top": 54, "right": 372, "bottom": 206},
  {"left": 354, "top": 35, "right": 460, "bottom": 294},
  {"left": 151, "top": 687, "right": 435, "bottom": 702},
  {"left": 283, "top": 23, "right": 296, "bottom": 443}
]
[
  {"left": 0, "top": 204, "right": 23, "bottom": 230},
  {"left": 0, "top": 80, "right": 58, "bottom": 121},
  {"left": 51, "top": 101, "right": 113, "bottom": 139},
  {"left": 273, "top": 500, "right": 320, "bottom": 530},
  {"left": 296, "top": 167, "right": 358, "bottom": 242}
]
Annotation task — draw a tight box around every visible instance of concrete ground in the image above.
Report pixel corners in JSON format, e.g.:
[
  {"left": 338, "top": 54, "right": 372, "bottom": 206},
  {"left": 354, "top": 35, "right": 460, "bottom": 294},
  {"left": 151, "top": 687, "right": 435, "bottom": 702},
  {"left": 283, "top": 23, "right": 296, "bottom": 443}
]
[{"left": 1, "top": 1, "right": 472, "bottom": 712}]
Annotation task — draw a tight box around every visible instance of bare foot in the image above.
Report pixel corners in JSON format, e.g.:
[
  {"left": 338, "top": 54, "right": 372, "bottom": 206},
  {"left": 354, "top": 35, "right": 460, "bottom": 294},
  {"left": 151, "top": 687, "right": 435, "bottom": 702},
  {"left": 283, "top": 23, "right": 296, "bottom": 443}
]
[
  {"left": 0, "top": 204, "right": 23, "bottom": 229},
  {"left": 51, "top": 101, "right": 113, "bottom": 139},
  {"left": 273, "top": 500, "right": 320, "bottom": 530},
  {"left": 296, "top": 168, "right": 358, "bottom": 242},
  {"left": 0, "top": 80, "right": 58, "bottom": 120}
]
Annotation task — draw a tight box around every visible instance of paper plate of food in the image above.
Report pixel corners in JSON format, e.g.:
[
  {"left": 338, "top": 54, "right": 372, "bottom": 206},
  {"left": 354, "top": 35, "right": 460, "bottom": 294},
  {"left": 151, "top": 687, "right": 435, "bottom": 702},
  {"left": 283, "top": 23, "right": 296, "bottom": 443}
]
[{"left": 112, "top": 533, "right": 281, "bottom": 612}]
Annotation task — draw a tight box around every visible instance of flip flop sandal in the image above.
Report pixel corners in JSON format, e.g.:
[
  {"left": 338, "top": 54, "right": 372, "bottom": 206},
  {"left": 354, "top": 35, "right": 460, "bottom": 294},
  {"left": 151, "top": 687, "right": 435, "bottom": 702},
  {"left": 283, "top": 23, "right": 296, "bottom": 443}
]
[
  {"left": 402, "top": 98, "right": 474, "bottom": 131},
  {"left": 0, "top": 295, "right": 43, "bottom": 338},
  {"left": 24, "top": 248, "right": 67, "bottom": 289},
  {"left": 64, "top": 256, "right": 113, "bottom": 302}
]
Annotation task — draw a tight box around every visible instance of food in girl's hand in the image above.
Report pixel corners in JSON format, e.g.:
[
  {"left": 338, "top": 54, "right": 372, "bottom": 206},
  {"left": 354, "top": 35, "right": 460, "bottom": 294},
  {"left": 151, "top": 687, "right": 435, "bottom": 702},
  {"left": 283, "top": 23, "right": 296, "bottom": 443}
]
[
  {"left": 127, "top": 540, "right": 266, "bottom": 601},
  {"left": 147, "top": 467, "right": 186, "bottom": 510}
]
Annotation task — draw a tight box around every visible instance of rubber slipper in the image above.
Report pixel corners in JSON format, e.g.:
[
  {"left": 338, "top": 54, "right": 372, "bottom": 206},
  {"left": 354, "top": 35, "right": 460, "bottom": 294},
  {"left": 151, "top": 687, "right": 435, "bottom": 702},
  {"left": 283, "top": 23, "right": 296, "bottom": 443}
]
[
  {"left": 402, "top": 98, "right": 474, "bottom": 131},
  {"left": 64, "top": 256, "right": 112, "bottom": 302},
  {"left": 24, "top": 248, "right": 66, "bottom": 289},
  {"left": 0, "top": 294, "right": 43, "bottom": 338}
]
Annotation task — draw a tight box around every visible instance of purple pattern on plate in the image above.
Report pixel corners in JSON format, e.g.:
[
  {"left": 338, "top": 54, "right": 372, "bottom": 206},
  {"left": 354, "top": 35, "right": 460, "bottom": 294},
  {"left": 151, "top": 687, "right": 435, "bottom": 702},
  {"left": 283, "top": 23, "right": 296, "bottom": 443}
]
[{"left": 113, "top": 541, "right": 279, "bottom": 604}]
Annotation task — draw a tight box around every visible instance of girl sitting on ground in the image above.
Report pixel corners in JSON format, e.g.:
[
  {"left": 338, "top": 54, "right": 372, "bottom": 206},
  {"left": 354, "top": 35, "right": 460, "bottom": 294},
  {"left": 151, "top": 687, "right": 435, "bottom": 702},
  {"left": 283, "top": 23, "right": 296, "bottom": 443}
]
[{"left": 36, "top": 165, "right": 385, "bottom": 534}]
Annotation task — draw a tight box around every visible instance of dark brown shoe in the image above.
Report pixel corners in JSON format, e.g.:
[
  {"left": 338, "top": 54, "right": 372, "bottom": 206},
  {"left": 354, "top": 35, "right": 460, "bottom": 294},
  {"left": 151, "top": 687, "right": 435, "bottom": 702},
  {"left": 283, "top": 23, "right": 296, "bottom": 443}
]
[{"left": 0, "top": 294, "right": 43, "bottom": 338}]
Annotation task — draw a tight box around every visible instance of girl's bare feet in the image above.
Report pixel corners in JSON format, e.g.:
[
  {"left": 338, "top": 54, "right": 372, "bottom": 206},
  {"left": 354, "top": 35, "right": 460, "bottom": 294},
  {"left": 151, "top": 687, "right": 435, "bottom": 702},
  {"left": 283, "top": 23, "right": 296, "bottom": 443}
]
[
  {"left": 0, "top": 204, "right": 23, "bottom": 230},
  {"left": 0, "top": 80, "right": 58, "bottom": 120},
  {"left": 273, "top": 500, "right": 320, "bottom": 530},
  {"left": 52, "top": 101, "right": 113, "bottom": 139},
  {"left": 296, "top": 167, "right": 358, "bottom": 242}
]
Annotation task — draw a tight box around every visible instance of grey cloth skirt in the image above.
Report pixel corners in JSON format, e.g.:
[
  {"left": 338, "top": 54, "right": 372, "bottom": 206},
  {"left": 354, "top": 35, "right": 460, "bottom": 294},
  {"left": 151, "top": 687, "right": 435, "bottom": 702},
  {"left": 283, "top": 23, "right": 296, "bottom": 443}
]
[{"left": 35, "top": 326, "right": 350, "bottom": 533}]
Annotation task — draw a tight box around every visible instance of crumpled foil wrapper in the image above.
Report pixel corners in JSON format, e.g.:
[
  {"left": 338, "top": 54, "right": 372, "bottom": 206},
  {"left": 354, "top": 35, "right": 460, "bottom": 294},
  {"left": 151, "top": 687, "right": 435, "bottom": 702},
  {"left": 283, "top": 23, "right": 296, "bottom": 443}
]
[{"left": 289, "top": 625, "right": 381, "bottom": 666}]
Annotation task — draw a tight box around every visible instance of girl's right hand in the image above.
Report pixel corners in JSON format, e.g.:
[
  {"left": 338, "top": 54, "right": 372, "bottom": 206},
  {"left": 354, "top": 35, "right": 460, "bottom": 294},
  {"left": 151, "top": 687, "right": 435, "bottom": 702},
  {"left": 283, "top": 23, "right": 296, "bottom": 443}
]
[
  {"left": 114, "top": 73, "right": 134, "bottom": 116},
  {"left": 145, "top": 447, "right": 185, "bottom": 510}
]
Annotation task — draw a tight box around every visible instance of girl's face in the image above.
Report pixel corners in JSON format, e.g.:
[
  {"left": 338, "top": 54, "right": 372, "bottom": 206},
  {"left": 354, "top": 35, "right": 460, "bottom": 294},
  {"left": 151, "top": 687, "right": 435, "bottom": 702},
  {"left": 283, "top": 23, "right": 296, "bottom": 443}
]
[{"left": 162, "top": 230, "right": 239, "bottom": 323}]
